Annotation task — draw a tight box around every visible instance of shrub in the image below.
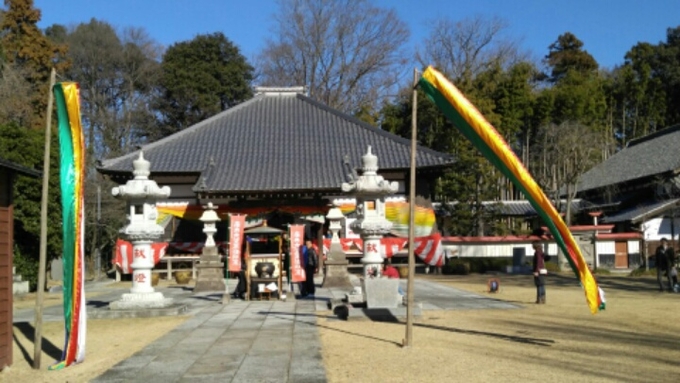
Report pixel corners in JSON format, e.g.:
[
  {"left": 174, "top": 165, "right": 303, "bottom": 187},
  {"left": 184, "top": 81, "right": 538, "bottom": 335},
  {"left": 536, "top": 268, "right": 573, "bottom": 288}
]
[
  {"left": 13, "top": 245, "right": 38, "bottom": 292},
  {"left": 591, "top": 268, "right": 611, "bottom": 275},
  {"left": 545, "top": 262, "right": 561, "bottom": 273},
  {"left": 443, "top": 258, "right": 511, "bottom": 274},
  {"left": 443, "top": 259, "right": 469, "bottom": 275},
  {"left": 629, "top": 267, "right": 657, "bottom": 277}
]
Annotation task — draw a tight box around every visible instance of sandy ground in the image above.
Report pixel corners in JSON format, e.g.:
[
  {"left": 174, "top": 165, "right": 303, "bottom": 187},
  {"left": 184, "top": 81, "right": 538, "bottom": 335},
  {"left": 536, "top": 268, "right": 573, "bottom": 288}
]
[
  {"left": 3, "top": 279, "right": 189, "bottom": 383},
  {"left": 318, "top": 273, "right": 680, "bottom": 383}
]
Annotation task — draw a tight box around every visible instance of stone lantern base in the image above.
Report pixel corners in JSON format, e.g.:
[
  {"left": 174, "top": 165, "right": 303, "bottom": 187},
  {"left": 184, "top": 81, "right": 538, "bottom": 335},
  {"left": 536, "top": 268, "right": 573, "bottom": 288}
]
[
  {"left": 109, "top": 292, "right": 174, "bottom": 310},
  {"left": 322, "top": 259, "right": 352, "bottom": 288},
  {"left": 194, "top": 246, "right": 226, "bottom": 293}
]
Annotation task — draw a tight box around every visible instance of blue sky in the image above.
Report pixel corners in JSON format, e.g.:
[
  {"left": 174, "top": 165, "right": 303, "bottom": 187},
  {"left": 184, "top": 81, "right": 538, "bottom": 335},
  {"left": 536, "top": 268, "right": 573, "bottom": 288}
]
[{"left": 34, "top": 0, "right": 680, "bottom": 70}]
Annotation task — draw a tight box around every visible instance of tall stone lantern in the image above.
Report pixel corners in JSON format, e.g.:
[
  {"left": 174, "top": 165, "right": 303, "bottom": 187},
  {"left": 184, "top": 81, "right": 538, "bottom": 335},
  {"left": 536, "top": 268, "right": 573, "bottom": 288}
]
[
  {"left": 322, "top": 201, "right": 352, "bottom": 287},
  {"left": 342, "top": 146, "right": 398, "bottom": 278},
  {"left": 110, "top": 152, "right": 174, "bottom": 309},
  {"left": 194, "top": 202, "right": 226, "bottom": 293}
]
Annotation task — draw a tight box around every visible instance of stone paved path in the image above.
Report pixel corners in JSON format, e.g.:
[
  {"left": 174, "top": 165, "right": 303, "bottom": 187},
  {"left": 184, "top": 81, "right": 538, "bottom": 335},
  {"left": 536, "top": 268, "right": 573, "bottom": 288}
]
[{"left": 91, "top": 298, "right": 325, "bottom": 383}]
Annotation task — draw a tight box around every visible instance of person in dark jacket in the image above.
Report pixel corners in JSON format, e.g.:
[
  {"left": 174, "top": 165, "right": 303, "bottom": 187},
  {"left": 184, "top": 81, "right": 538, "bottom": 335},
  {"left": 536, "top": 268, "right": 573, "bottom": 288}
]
[
  {"left": 302, "top": 239, "right": 318, "bottom": 297},
  {"left": 532, "top": 241, "right": 547, "bottom": 304},
  {"left": 655, "top": 238, "right": 674, "bottom": 292},
  {"left": 231, "top": 252, "right": 248, "bottom": 299}
]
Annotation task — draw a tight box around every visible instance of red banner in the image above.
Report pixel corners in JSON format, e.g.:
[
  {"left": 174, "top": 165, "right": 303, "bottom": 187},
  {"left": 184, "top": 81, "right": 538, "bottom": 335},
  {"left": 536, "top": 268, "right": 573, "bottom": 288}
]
[
  {"left": 289, "top": 224, "right": 306, "bottom": 282},
  {"left": 228, "top": 214, "right": 246, "bottom": 272},
  {"left": 114, "top": 239, "right": 167, "bottom": 274}
]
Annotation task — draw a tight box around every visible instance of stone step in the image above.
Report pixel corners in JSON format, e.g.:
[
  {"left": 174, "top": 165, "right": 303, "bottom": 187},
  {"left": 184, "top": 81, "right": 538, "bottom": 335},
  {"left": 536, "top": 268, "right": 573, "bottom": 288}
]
[{"left": 13, "top": 274, "right": 23, "bottom": 282}]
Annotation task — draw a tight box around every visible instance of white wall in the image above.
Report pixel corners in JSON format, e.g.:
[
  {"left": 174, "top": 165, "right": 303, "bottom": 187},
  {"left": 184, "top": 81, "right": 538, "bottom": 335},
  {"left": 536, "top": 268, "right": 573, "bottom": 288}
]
[
  {"left": 597, "top": 241, "right": 615, "bottom": 254},
  {"left": 643, "top": 217, "right": 680, "bottom": 241}
]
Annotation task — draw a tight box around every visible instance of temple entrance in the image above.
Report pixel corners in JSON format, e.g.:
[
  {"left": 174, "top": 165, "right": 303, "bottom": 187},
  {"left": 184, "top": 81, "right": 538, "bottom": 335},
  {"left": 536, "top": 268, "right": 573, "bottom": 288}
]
[{"left": 264, "top": 210, "right": 295, "bottom": 231}]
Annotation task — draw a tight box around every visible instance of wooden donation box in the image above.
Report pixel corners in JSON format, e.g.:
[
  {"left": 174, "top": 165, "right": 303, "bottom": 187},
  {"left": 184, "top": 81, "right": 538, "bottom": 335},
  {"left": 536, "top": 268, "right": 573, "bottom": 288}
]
[{"left": 244, "top": 225, "right": 283, "bottom": 300}]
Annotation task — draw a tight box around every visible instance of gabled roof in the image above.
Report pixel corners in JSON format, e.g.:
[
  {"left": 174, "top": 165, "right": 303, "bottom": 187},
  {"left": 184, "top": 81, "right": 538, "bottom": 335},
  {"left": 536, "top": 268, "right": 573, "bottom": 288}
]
[
  {"left": 0, "top": 157, "right": 41, "bottom": 178},
  {"left": 602, "top": 198, "right": 680, "bottom": 223},
  {"left": 433, "top": 199, "right": 590, "bottom": 217},
  {"left": 578, "top": 124, "right": 680, "bottom": 193},
  {"left": 98, "top": 91, "right": 454, "bottom": 193}
]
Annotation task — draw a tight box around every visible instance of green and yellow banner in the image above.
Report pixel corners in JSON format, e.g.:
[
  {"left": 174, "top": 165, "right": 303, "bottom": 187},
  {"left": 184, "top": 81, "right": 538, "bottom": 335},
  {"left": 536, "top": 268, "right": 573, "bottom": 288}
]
[
  {"left": 419, "top": 66, "right": 604, "bottom": 314},
  {"left": 50, "top": 82, "right": 87, "bottom": 369}
]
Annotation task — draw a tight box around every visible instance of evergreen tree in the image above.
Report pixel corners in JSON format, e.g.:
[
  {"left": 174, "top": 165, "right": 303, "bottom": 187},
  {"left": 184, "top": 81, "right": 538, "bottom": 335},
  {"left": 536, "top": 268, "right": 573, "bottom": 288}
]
[
  {"left": 0, "top": 0, "right": 69, "bottom": 128},
  {"left": 155, "top": 32, "right": 254, "bottom": 136}
]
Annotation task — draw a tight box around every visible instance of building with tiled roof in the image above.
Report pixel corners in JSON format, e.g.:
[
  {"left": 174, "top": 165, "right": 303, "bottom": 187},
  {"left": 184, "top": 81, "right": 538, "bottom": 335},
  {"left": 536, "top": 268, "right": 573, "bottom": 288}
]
[
  {"left": 98, "top": 87, "right": 454, "bottom": 244},
  {"left": 99, "top": 87, "right": 453, "bottom": 201},
  {"left": 575, "top": 124, "right": 680, "bottom": 265}
]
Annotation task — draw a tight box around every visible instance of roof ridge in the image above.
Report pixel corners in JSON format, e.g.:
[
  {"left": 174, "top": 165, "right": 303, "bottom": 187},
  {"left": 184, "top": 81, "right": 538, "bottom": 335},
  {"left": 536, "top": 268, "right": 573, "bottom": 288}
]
[
  {"left": 627, "top": 124, "right": 680, "bottom": 148},
  {"left": 295, "top": 93, "right": 454, "bottom": 162},
  {"left": 99, "top": 95, "right": 265, "bottom": 169}
]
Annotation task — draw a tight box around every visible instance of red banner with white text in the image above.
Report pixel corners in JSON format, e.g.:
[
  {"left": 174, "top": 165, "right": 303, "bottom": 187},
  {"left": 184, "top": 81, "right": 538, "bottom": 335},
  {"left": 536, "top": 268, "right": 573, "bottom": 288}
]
[
  {"left": 289, "top": 224, "right": 306, "bottom": 282},
  {"left": 114, "top": 239, "right": 167, "bottom": 274},
  {"left": 229, "top": 214, "right": 246, "bottom": 272}
]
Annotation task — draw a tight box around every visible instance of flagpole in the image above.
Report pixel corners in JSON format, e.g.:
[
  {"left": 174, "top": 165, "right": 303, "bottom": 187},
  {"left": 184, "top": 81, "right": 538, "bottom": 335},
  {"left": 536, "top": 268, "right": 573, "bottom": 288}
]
[
  {"left": 34, "top": 68, "right": 56, "bottom": 369},
  {"left": 404, "top": 68, "right": 419, "bottom": 348}
]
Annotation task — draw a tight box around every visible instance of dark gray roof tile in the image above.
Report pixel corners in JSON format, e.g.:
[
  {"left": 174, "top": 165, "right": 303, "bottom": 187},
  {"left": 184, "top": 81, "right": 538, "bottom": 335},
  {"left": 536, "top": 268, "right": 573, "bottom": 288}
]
[
  {"left": 99, "top": 92, "right": 454, "bottom": 193},
  {"left": 602, "top": 198, "right": 680, "bottom": 223},
  {"left": 578, "top": 124, "right": 680, "bottom": 193}
]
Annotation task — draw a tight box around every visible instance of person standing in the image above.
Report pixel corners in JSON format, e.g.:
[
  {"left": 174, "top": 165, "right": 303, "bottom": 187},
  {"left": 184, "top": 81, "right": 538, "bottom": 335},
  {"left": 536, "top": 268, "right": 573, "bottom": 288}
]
[
  {"left": 302, "top": 239, "right": 318, "bottom": 297},
  {"left": 655, "top": 238, "right": 674, "bottom": 292},
  {"left": 231, "top": 246, "right": 248, "bottom": 300},
  {"left": 532, "top": 241, "right": 547, "bottom": 304}
]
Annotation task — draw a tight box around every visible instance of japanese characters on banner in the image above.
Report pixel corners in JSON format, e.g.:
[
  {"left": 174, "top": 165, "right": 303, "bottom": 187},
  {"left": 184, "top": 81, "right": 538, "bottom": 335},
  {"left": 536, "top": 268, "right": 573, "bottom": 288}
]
[
  {"left": 114, "top": 239, "right": 167, "bottom": 274},
  {"left": 289, "top": 224, "right": 306, "bottom": 282},
  {"left": 229, "top": 214, "right": 246, "bottom": 272}
]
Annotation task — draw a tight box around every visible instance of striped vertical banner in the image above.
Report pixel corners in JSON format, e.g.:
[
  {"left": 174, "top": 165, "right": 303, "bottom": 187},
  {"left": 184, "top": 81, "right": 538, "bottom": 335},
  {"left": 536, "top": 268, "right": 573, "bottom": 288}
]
[
  {"left": 228, "top": 214, "right": 246, "bottom": 272},
  {"left": 289, "top": 225, "right": 306, "bottom": 283},
  {"left": 419, "top": 66, "right": 604, "bottom": 313},
  {"left": 49, "top": 82, "right": 87, "bottom": 369}
]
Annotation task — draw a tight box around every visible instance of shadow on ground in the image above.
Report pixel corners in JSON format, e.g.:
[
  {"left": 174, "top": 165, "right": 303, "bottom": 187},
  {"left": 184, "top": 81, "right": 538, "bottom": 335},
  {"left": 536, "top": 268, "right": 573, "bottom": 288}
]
[
  {"left": 12, "top": 322, "right": 64, "bottom": 366},
  {"left": 256, "top": 309, "right": 554, "bottom": 348}
]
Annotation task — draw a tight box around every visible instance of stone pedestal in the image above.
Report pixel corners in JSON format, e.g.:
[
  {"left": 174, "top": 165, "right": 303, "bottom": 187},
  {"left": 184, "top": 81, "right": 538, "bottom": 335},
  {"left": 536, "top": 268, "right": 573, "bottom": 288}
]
[
  {"left": 364, "top": 278, "right": 401, "bottom": 308},
  {"left": 322, "top": 238, "right": 352, "bottom": 288},
  {"left": 194, "top": 246, "right": 226, "bottom": 293},
  {"left": 109, "top": 292, "right": 174, "bottom": 310},
  {"left": 323, "top": 259, "right": 352, "bottom": 288}
]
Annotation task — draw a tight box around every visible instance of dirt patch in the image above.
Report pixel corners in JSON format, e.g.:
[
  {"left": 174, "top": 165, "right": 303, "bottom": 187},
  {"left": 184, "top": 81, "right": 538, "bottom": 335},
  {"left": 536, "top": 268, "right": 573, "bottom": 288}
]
[
  {"left": 318, "top": 273, "right": 680, "bottom": 383},
  {"left": 4, "top": 316, "right": 188, "bottom": 382}
]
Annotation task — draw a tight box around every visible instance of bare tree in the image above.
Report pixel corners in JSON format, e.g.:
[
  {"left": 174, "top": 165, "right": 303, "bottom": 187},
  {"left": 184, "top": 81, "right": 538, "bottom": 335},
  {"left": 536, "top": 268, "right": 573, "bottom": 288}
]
[
  {"left": 532, "top": 121, "right": 605, "bottom": 224},
  {"left": 416, "top": 15, "right": 528, "bottom": 86},
  {"left": 0, "top": 62, "right": 36, "bottom": 127},
  {"left": 256, "top": 0, "right": 410, "bottom": 114},
  {"left": 65, "top": 19, "right": 161, "bottom": 159}
]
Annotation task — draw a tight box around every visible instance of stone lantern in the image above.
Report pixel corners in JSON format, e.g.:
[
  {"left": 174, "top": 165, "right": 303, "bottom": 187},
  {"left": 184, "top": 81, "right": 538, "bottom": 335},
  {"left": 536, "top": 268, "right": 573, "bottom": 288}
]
[
  {"left": 322, "top": 201, "right": 352, "bottom": 288},
  {"left": 342, "top": 146, "right": 398, "bottom": 278},
  {"left": 194, "top": 202, "right": 226, "bottom": 293},
  {"left": 110, "top": 152, "right": 174, "bottom": 309}
]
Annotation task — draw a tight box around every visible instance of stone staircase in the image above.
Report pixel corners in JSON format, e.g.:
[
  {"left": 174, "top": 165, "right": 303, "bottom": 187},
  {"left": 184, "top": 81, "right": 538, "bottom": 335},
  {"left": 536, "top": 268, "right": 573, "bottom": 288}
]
[{"left": 13, "top": 266, "right": 29, "bottom": 295}]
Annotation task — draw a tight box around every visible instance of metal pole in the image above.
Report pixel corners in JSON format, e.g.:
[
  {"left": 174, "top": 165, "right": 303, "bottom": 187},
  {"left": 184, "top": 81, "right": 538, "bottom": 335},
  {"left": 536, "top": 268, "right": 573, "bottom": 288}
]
[
  {"left": 34, "top": 68, "right": 56, "bottom": 369},
  {"left": 404, "top": 68, "right": 418, "bottom": 348},
  {"left": 95, "top": 184, "right": 101, "bottom": 280}
]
